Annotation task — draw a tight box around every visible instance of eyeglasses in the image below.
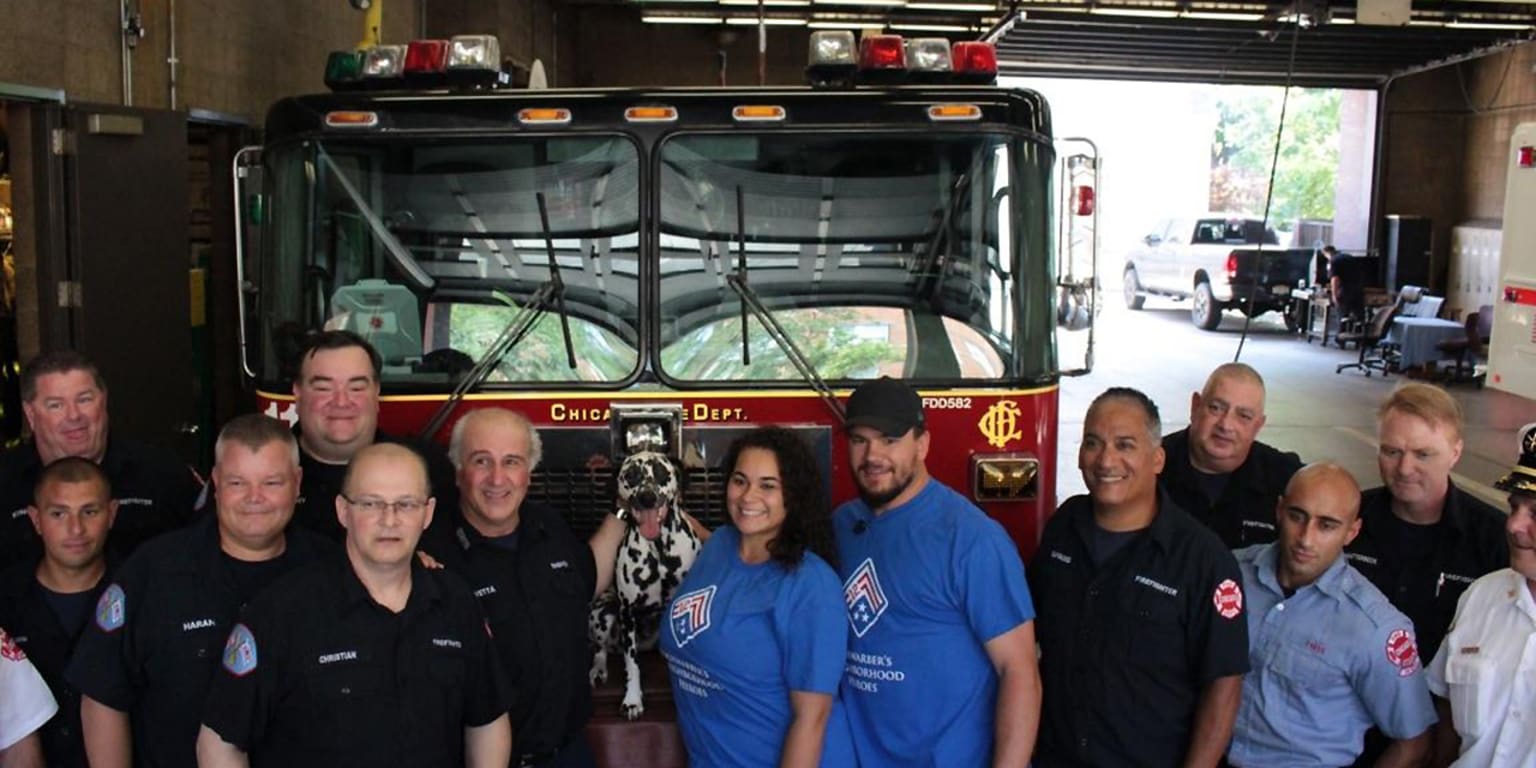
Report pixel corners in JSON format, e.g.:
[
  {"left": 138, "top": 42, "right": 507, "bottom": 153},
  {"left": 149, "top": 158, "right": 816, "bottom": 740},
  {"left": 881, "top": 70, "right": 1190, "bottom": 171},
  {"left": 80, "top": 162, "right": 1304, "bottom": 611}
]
[{"left": 341, "top": 494, "right": 429, "bottom": 517}]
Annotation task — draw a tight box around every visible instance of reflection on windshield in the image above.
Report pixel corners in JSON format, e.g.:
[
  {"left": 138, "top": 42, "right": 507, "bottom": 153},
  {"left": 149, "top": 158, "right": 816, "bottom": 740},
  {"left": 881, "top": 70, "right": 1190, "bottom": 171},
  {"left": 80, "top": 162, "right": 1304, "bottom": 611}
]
[
  {"left": 259, "top": 136, "right": 643, "bottom": 386},
  {"left": 657, "top": 132, "right": 1022, "bottom": 383}
]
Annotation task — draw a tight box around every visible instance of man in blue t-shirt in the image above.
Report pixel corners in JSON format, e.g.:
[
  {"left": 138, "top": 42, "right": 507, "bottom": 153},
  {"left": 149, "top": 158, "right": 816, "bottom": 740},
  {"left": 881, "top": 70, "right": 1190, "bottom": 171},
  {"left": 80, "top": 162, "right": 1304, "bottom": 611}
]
[{"left": 832, "top": 377, "right": 1040, "bottom": 767}]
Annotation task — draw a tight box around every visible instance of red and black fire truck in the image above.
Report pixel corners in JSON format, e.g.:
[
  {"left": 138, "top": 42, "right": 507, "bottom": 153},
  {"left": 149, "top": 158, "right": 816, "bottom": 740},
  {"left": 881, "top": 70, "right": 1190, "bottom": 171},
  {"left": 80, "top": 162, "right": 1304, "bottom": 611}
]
[{"left": 234, "top": 31, "right": 1098, "bottom": 561}]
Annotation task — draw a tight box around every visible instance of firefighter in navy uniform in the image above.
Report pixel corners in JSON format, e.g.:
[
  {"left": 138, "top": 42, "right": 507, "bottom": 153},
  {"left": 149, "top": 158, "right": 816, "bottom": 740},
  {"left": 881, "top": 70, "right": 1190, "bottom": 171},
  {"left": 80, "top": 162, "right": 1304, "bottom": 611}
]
[
  {"left": 1032, "top": 388, "right": 1249, "bottom": 768},
  {"left": 286, "top": 330, "right": 456, "bottom": 542},
  {"left": 420, "top": 407, "right": 599, "bottom": 768},
  {"left": 1344, "top": 383, "right": 1506, "bottom": 768},
  {"left": 0, "top": 457, "right": 116, "bottom": 768},
  {"left": 1159, "top": 363, "right": 1302, "bottom": 549},
  {"left": 0, "top": 350, "right": 202, "bottom": 567},
  {"left": 197, "top": 442, "right": 512, "bottom": 768},
  {"left": 65, "top": 415, "right": 330, "bottom": 768}
]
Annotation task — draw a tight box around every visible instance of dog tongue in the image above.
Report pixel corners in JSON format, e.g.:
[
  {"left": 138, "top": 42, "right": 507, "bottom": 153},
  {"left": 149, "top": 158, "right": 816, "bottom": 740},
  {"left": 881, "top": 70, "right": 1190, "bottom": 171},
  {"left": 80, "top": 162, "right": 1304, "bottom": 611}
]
[{"left": 636, "top": 509, "right": 662, "bottom": 540}]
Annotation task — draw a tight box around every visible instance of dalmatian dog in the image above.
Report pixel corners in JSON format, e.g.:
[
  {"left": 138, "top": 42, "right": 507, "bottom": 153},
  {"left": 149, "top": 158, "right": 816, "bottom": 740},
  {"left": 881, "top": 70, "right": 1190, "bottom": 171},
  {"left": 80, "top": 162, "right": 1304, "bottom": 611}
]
[{"left": 588, "top": 450, "right": 701, "bottom": 719}]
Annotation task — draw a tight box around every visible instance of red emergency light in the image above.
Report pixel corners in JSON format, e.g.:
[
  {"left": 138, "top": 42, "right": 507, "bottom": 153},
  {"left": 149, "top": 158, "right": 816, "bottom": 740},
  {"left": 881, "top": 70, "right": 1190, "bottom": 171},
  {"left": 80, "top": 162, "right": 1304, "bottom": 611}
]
[
  {"left": 404, "top": 40, "right": 450, "bottom": 74},
  {"left": 859, "top": 35, "right": 907, "bottom": 71},
  {"left": 1520, "top": 146, "right": 1535, "bottom": 168},
  {"left": 1073, "top": 185, "right": 1095, "bottom": 216},
  {"left": 952, "top": 41, "right": 998, "bottom": 83}
]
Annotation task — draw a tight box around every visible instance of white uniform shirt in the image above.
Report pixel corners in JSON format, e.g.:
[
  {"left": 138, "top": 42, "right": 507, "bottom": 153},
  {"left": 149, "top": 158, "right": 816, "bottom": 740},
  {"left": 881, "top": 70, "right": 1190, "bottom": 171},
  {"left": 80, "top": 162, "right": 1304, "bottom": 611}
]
[
  {"left": 1426, "top": 569, "right": 1536, "bottom": 768},
  {"left": 0, "top": 626, "right": 58, "bottom": 750}
]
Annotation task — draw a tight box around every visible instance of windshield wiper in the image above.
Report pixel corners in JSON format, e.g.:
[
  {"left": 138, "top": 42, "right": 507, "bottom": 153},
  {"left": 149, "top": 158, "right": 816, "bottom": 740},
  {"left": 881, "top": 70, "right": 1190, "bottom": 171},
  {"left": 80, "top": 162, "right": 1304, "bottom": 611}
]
[
  {"left": 316, "top": 146, "right": 435, "bottom": 290},
  {"left": 725, "top": 185, "right": 847, "bottom": 424},
  {"left": 417, "top": 192, "right": 576, "bottom": 441}
]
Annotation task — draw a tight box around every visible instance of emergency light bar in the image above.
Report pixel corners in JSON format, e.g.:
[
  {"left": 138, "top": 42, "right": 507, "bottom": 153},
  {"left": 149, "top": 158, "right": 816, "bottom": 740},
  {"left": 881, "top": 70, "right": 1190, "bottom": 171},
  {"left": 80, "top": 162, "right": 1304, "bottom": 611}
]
[
  {"left": 806, "top": 30, "right": 997, "bottom": 86},
  {"left": 325, "top": 35, "right": 506, "bottom": 91}
]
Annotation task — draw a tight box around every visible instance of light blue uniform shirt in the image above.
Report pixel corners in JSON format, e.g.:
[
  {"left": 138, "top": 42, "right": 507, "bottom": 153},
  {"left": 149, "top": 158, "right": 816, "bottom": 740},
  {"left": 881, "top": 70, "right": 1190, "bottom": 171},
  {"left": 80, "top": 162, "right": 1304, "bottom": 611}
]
[{"left": 1228, "top": 543, "right": 1437, "bottom": 767}]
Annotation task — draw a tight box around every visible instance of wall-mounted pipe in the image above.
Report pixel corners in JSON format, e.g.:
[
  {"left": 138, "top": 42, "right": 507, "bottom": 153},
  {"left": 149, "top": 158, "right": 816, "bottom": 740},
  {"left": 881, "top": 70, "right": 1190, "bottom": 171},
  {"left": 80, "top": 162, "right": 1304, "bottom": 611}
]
[
  {"left": 120, "top": 0, "right": 133, "bottom": 105},
  {"left": 168, "top": 0, "right": 179, "bottom": 110}
]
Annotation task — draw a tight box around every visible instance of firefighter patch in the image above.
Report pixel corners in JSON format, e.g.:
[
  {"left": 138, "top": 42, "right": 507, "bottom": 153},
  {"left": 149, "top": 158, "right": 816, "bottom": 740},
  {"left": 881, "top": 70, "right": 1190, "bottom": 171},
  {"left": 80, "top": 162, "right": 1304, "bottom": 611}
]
[
  {"left": 0, "top": 628, "right": 24, "bottom": 662},
  {"left": 1213, "top": 579, "right": 1243, "bottom": 620},
  {"left": 222, "top": 623, "right": 258, "bottom": 677},
  {"left": 96, "top": 584, "right": 126, "bottom": 632},
  {"left": 1385, "top": 628, "right": 1420, "bottom": 677},
  {"left": 844, "top": 558, "right": 889, "bottom": 638},
  {"left": 669, "top": 585, "right": 716, "bottom": 648}
]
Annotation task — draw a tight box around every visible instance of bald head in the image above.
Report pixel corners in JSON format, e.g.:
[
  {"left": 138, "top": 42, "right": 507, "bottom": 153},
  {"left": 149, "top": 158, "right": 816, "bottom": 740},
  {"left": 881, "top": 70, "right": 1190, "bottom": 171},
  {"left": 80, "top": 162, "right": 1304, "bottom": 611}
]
[
  {"left": 1188, "top": 363, "right": 1269, "bottom": 475},
  {"left": 343, "top": 442, "right": 432, "bottom": 500},
  {"left": 1275, "top": 462, "right": 1363, "bottom": 589}
]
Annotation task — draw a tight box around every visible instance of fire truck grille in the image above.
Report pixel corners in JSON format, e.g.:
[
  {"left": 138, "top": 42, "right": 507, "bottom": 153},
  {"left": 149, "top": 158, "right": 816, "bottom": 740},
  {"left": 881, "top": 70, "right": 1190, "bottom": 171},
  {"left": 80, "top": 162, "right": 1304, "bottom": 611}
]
[{"left": 528, "top": 467, "right": 730, "bottom": 539}]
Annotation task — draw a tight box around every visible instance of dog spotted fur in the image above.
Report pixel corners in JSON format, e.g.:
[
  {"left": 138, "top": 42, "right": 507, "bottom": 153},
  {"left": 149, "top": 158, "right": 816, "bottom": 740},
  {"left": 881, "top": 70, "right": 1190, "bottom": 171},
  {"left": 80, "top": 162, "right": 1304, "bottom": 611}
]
[{"left": 588, "top": 451, "right": 701, "bottom": 719}]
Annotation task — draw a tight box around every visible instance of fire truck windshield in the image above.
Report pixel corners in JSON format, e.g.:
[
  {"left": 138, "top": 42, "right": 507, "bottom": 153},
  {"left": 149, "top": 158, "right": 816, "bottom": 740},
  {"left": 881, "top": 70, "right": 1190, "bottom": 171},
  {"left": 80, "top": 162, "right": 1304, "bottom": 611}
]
[{"left": 254, "top": 128, "right": 1048, "bottom": 390}]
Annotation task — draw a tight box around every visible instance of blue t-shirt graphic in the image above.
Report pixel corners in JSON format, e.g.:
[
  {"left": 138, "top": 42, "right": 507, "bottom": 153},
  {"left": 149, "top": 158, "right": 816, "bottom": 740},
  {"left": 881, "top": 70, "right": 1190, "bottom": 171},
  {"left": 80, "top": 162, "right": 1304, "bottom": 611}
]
[
  {"left": 661, "top": 525, "right": 855, "bottom": 767},
  {"left": 834, "top": 479, "right": 1035, "bottom": 767}
]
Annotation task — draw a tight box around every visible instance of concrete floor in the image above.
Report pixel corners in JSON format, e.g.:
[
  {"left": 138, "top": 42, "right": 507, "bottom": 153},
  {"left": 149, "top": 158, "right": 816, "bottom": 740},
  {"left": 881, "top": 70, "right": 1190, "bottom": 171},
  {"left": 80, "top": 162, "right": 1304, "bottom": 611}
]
[{"left": 1055, "top": 297, "right": 1536, "bottom": 508}]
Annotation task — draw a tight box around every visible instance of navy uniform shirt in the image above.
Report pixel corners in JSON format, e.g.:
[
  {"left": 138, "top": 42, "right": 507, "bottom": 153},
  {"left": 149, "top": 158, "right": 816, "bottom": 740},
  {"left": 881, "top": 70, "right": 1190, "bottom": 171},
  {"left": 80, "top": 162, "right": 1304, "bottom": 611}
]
[
  {"left": 1345, "top": 483, "right": 1508, "bottom": 661},
  {"left": 0, "top": 435, "right": 202, "bottom": 567},
  {"left": 290, "top": 427, "right": 457, "bottom": 543},
  {"left": 200, "top": 553, "right": 510, "bottom": 768},
  {"left": 64, "top": 516, "right": 331, "bottom": 768},
  {"left": 0, "top": 559, "right": 110, "bottom": 768},
  {"left": 1159, "top": 428, "right": 1302, "bottom": 549},
  {"left": 1228, "top": 544, "right": 1436, "bottom": 767},
  {"left": 419, "top": 503, "right": 595, "bottom": 758},
  {"left": 1030, "top": 491, "right": 1251, "bottom": 768}
]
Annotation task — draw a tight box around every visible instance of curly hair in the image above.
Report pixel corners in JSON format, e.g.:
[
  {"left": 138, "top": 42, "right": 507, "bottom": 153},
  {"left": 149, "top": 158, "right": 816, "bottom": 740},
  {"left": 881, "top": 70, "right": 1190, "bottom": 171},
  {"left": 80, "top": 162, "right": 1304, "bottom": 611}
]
[{"left": 720, "top": 426, "right": 837, "bottom": 571}]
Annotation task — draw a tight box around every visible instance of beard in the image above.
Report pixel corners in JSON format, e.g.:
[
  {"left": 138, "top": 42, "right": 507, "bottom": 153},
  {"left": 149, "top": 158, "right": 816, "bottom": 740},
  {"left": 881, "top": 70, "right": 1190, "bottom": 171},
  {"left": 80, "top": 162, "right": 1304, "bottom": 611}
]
[{"left": 857, "top": 468, "right": 914, "bottom": 510}]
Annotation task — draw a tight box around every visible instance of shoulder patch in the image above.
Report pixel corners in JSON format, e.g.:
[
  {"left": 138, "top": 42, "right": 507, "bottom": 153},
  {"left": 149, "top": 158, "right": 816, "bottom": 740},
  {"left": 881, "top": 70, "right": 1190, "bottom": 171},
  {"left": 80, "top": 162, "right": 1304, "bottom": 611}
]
[
  {"left": 1385, "top": 628, "right": 1420, "bottom": 676},
  {"left": 669, "top": 585, "right": 716, "bottom": 648},
  {"left": 95, "top": 584, "right": 127, "bottom": 632},
  {"left": 1213, "top": 578, "right": 1243, "bottom": 620},
  {"left": 222, "top": 623, "right": 259, "bottom": 677},
  {"left": 0, "top": 628, "right": 25, "bottom": 661}
]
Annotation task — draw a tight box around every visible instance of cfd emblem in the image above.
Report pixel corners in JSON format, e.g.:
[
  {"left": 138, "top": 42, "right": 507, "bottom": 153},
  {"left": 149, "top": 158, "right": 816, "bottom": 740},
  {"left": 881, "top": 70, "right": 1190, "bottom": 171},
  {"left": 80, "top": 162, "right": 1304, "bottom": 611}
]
[{"left": 978, "top": 400, "right": 1024, "bottom": 449}]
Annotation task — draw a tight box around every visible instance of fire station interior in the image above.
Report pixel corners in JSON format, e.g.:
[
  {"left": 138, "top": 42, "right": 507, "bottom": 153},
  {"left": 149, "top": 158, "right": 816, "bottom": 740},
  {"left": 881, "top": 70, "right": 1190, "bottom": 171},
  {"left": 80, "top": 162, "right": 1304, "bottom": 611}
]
[{"left": 3, "top": 0, "right": 1536, "bottom": 763}]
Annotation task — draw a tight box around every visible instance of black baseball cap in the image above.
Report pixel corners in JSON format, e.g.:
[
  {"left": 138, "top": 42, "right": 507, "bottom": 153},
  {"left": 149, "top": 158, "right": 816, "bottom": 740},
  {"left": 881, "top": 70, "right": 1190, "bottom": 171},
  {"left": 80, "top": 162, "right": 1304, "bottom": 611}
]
[
  {"left": 844, "top": 377, "right": 925, "bottom": 437},
  {"left": 1495, "top": 422, "right": 1536, "bottom": 496}
]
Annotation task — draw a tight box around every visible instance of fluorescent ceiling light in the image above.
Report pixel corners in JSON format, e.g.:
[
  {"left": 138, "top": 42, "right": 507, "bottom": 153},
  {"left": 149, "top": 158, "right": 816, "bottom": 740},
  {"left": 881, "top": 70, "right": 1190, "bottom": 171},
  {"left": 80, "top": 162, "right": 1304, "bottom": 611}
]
[
  {"left": 725, "top": 15, "right": 809, "bottom": 24},
  {"left": 1329, "top": 16, "right": 1355, "bottom": 25},
  {"left": 1407, "top": 19, "right": 1447, "bottom": 27},
  {"left": 905, "top": 1, "right": 995, "bottom": 9},
  {"left": 1088, "top": 7, "right": 1180, "bottom": 18},
  {"left": 807, "top": 19, "right": 879, "bottom": 27},
  {"left": 891, "top": 22, "right": 973, "bottom": 30},
  {"left": 633, "top": 0, "right": 717, "bottom": 3},
  {"left": 1181, "top": 11, "right": 1264, "bottom": 20},
  {"left": 813, "top": 0, "right": 908, "bottom": 6},
  {"left": 641, "top": 14, "right": 725, "bottom": 23},
  {"left": 720, "top": 0, "right": 812, "bottom": 5},
  {"left": 1447, "top": 19, "right": 1533, "bottom": 29}
]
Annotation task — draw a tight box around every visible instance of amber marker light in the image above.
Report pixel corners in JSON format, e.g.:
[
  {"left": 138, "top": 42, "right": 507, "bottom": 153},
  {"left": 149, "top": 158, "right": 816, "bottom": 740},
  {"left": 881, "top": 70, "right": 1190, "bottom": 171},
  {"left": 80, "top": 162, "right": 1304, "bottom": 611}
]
[
  {"left": 928, "top": 104, "right": 982, "bottom": 121},
  {"left": 625, "top": 106, "right": 678, "bottom": 123},
  {"left": 518, "top": 108, "right": 572, "bottom": 125},
  {"left": 732, "top": 105, "right": 787, "bottom": 122},
  {"left": 324, "top": 111, "right": 380, "bottom": 128}
]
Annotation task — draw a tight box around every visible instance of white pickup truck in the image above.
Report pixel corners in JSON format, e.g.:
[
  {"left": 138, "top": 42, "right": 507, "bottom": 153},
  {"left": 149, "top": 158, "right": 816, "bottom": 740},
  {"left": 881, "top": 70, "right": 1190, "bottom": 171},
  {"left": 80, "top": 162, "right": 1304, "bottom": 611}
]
[{"left": 1122, "top": 213, "right": 1315, "bottom": 330}]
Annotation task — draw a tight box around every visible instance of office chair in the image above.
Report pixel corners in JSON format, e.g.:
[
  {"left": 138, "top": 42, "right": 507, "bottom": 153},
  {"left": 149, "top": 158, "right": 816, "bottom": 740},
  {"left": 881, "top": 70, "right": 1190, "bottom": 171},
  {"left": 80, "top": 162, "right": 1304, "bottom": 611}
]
[{"left": 1336, "top": 299, "right": 1401, "bottom": 377}]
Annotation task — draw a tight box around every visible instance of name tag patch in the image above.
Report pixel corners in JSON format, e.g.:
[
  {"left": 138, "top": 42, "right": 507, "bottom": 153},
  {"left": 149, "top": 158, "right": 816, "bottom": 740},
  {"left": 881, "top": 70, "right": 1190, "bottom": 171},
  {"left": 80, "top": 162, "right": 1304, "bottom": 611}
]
[
  {"left": 182, "top": 618, "right": 216, "bottom": 632},
  {"left": 318, "top": 650, "right": 359, "bottom": 664}
]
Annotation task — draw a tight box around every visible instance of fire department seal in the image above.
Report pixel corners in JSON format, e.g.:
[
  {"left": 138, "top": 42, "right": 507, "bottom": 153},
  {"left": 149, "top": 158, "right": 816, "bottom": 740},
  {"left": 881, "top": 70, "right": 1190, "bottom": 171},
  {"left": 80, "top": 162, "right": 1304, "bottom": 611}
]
[
  {"left": 1385, "top": 628, "right": 1420, "bottom": 677},
  {"left": 1212, "top": 578, "right": 1243, "bottom": 620}
]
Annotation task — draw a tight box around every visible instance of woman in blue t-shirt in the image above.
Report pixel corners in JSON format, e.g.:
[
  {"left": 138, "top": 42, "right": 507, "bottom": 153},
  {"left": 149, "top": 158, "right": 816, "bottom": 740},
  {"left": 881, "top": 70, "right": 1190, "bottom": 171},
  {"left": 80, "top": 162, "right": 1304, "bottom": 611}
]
[{"left": 660, "top": 426, "right": 856, "bottom": 768}]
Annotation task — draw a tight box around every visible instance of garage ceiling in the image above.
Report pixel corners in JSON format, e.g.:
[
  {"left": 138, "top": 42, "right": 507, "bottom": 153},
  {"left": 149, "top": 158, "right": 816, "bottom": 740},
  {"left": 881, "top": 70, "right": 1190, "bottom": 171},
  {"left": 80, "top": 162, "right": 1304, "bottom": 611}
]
[
  {"left": 626, "top": 0, "right": 1535, "bottom": 87},
  {"left": 994, "top": 2, "right": 1536, "bottom": 87}
]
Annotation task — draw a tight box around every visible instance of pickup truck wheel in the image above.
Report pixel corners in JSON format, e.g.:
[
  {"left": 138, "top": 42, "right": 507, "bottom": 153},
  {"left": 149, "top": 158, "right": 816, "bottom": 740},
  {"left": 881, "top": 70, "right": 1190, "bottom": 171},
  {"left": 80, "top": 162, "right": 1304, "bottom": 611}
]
[
  {"left": 1123, "top": 268, "right": 1145, "bottom": 310},
  {"left": 1192, "top": 282, "right": 1222, "bottom": 330}
]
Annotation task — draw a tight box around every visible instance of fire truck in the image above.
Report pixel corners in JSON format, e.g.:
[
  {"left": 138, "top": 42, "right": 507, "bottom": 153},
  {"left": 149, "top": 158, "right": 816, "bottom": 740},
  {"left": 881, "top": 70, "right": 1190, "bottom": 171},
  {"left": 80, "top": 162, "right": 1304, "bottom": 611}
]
[{"left": 233, "top": 30, "right": 1099, "bottom": 562}]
